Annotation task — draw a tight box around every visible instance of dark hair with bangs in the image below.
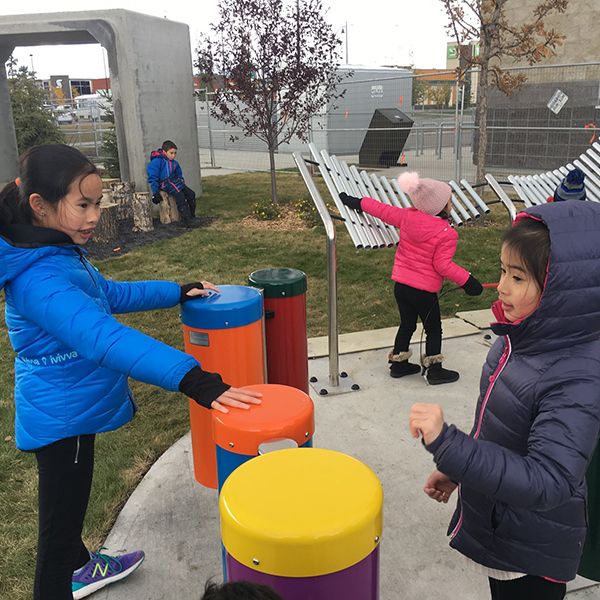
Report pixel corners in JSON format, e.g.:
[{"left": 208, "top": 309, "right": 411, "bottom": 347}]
[
  {"left": 502, "top": 217, "right": 550, "bottom": 290},
  {"left": 201, "top": 580, "right": 283, "bottom": 600},
  {"left": 0, "top": 144, "right": 98, "bottom": 225},
  {"left": 161, "top": 140, "right": 177, "bottom": 151}
]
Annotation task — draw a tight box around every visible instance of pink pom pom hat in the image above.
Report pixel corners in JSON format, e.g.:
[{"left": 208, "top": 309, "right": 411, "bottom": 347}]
[{"left": 397, "top": 172, "right": 452, "bottom": 216}]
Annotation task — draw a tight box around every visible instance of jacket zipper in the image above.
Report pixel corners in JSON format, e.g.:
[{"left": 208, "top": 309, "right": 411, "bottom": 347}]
[
  {"left": 450, "top": 336, "right": 512, "bottom": 539},
  {"left": 76, "top": 249, "right": 99, "bottom": 288}
]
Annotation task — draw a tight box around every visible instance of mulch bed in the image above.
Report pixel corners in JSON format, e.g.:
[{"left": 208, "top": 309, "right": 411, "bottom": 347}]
[{"left": 85, "top": 216, "right": 214, "bottom": 260}]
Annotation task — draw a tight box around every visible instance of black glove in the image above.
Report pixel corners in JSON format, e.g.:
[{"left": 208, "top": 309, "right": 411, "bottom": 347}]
[
  {"left": 180, "top": 281, "right": 204, "bottom": 303},
  {"left": 339, "top": 192, "right": 363, "bottom": 212},
  {"left": 179, "top": 366, "right": 231, "bottom": 409},
  {"left": 152, "top": 192, "right": 162, "bottom": 205},
  {"left": 462, "top": 274, "right": 483, "bottom": 296}
]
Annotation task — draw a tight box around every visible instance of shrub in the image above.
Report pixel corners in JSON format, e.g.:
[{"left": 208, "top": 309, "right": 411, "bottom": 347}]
[{"left": 252, "top": 198, "right": 281, "bottom": 221}]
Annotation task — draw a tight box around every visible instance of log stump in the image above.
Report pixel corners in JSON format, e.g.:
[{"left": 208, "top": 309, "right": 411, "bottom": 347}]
[
  {"left": 158, "top": 191, "right": 180, "bottom": 224},
  {"left": 110, "top": 181, "right": 134, "bottom": 220},
  {"left": 132, "top": 192, "right": 154, "bottom": 232},
  {"left": 95, "top": 202, "right": 119, "bottom": 244}
]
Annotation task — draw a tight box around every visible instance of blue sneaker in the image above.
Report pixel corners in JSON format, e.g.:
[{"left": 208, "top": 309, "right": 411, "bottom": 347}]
[{"left": 72, "top": 548, "right": 145, "bottom": 599}]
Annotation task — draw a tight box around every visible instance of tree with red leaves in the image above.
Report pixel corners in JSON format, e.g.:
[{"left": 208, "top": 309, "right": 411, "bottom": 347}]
[{"left": 196, "top": 0, "right": 346, "bottom": 203}]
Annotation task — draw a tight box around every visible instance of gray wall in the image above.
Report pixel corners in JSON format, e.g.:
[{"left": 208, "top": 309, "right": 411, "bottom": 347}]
[
  {"left": 0, "top": 10, "right": 200, "bottom": 194},
  {"left": 484, "top": 81, "right": 600, "bottom": 170},
  {"left": 326, "top": 67, "right": 413, "bottom": 155},
  {"left": 195, "top": 67, "right": 413, "bottom": 156}
]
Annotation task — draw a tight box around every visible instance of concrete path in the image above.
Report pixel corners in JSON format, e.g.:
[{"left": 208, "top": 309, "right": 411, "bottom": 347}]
[{"left": 96, "top": 316, "right": 600, "bottom": 599}]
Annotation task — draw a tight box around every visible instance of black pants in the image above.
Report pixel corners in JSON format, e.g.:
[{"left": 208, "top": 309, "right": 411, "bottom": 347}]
[
  {"left": 393, "top": 282, "right": 442, "bottom": 357},
  {"left": 489, "top": 576, "right": 566, "bottom": 600},
  {"left": 171, "top": 186, "right": 196, "bottom": 218},
  {"left": 34, "top": 435, "right": 95, "bottom": 600}
]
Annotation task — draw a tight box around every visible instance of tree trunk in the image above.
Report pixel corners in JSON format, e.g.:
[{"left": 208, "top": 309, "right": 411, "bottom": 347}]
[
  {"left": 131, "top": 192, "right": 154, "bottom": 232},
  {"left": 110, "top": 181, "right": 134, "bottom": 220},
  {"left": 476, "top": 62, "right": 489, "bottom": 184},
  {"left": 158, "top": 191, "right": 180, "bottom": 224},
  {"left": 94, "top": 203, "right": 119, "bottom": 243},
  {"left": 268, "top": 145, "right": 278, "bottom": 204}
]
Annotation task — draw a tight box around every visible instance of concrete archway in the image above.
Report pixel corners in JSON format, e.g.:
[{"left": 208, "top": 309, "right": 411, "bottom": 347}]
[{"left": 0, "top": 10, "right": 201, "bottom": 194}]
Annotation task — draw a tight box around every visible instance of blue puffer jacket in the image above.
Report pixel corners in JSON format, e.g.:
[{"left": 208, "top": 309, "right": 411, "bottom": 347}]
[
  {"left": 0, "top": 225, "right": 198, "bottom": 451},
  {"left": 146, "top": 149, "right": 185, "bottom": 195},
  {"left": 427, "top": 201, "right": 600, "bottom": 581}
]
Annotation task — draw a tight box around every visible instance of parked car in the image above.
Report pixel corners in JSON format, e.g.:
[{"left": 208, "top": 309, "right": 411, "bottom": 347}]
[{"left": 56, "top": 110, "right": 77, "bottom": 125}]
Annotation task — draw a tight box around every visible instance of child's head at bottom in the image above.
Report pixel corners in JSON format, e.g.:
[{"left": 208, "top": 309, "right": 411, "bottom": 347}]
[
  {"left": 201, "top": 580, "right": 283, "bottom": 600},
  {"left": 498, "top": 216, "right": 550, "bottom": 322}
]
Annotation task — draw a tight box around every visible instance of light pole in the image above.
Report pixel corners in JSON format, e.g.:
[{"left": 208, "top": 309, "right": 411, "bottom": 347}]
[
  {"left": 344, "top": 22, "right": 348, "bottom": 64},
  {"left": 29, "top": 53, "right": 35, "bottom": 74}
]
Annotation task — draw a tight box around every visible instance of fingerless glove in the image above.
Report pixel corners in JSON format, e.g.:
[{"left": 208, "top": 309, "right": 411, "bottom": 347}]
[
  {"left": 180, "top": 282, "right": 204, "bottom": 303},
  {"left": 339, "top": 192, "right": 363, "bottom": 212},
  {"left": 462, "top": 274, "right": 483, "bottom": 296},
  {"left": 178, "top": 366, "right": 231, "bottom": 409}
]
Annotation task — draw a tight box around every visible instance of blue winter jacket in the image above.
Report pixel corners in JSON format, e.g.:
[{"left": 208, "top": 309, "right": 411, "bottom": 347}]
[
  {"left": 427, "top": 201, "right": 600, "bottom": 581},
  {"left": 0, "top": 224, "right": 198, "bottom": 451},
  {"left": 146, "top": 149, "right": 185, "bottom": 195}
]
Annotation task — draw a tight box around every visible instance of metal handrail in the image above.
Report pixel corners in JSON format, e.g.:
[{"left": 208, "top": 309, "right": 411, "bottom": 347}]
[{"left": 293, "top": 152, "right": 340, "bottom": 387}]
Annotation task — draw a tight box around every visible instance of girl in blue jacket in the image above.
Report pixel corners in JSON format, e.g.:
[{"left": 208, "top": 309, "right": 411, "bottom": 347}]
[
  {"left": 0, "top": 144, "right": 261, "bottom": 600},
  {"left": 409, "top": 202, "right": 600, "bottom": 600}
]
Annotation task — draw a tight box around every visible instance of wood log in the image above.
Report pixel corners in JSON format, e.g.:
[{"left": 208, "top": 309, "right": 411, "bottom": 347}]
[
  {"left": 95, "top": 202, "right": 119, "bottom": 243},
  {"left": 132, "top": 192, "right": 154, "bottom": 232},
  {"left": 110, "top": 181, "right": 134, "bottom": 220},
  {"left": 158, "top": 191, "right": 180, "bottom": 224}
]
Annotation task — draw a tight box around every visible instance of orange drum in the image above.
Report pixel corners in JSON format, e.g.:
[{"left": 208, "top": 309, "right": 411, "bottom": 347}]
[
  {"left": 181, "top": 285, "right": 265, "bottom": 488},
  {"left": 213, "top": 383, "right": 315, "bottom": 490}
]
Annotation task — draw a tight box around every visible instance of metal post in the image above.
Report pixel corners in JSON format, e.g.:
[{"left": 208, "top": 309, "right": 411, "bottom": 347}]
[
  {"left": 205, "top": 90, "right": 216, "bottom": 168},
  {"left": 456, "top": 84, "right": 465, "bottom": 182},
  {"left": 437, "top": 123, "right": 443, "bottom": 159},
  {"left": 453, "top": 79, "right": 460, "bottom": 157},
  {"left": 293, "top": 153, "right": 339, "bottom": 387}
]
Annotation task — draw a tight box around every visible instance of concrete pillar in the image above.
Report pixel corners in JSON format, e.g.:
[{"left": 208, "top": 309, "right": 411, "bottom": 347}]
[
  {"left": 0, "top": 10, "right": 201, "bottom": 194},
  {"left": 0, "top": 44, "right": 18, "bottom": 186}
]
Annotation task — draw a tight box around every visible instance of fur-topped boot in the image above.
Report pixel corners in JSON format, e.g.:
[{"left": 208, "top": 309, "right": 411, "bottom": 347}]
[
  {"left": 388, "top": 349, "right": 421, "bottom": 378},
  {"left": 422, "top": 354, "right": 459, "bottom": 385}
]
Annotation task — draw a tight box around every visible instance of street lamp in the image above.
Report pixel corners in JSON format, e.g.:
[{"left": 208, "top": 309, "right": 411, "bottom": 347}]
[
  {"left": 29, "top": 53, "right": 35, "bottom": 74},
  {"left": 341, "top": 22, "right": 349, "bottom": 64}
]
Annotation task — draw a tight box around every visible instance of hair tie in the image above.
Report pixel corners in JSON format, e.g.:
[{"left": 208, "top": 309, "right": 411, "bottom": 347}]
[{"left": 14, "top": 177, "right": 21, "bottom": 187}]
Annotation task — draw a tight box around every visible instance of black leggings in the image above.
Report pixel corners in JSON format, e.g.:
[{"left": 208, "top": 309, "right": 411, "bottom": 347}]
[
  {"left": 171, "top": 186, "right": 196, "bottom": 217},
  {"left": 489, "top": 576, "right": 566, "bottom": 599},
  {"left": 393, "top": 282, "right": 442, "bottom": 357},
  {"left": 34, "top": 435, "right": 95, "bottom": 600}
]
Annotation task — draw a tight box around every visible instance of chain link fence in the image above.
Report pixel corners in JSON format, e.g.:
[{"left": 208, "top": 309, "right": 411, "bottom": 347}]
[{"left": 196, "top": 61, "right": 600, "bottom": 183}]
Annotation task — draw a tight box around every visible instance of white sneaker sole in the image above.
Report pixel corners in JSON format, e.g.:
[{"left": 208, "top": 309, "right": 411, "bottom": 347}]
[{"left": 72, "top": 555, "right": 145, "bottom": 599}]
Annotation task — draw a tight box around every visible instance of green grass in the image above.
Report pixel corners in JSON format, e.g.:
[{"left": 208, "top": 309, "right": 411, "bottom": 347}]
[{"left": 0, "top": 171, "right": 505, "bottom": 599}]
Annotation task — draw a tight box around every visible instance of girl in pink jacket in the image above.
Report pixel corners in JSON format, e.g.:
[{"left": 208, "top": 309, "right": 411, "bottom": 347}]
[{"left": 340, "top": 172, "right": 482, "bottom": 385}]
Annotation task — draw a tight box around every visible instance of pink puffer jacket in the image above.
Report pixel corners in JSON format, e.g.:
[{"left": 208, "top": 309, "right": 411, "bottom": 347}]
[{"left": 361, "top": 198, "right": 470, "bottom": 292}]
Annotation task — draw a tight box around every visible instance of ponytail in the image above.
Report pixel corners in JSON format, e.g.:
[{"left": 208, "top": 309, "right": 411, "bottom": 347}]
[
  {"left": 0, "top": 181, "right": 32, "bottom": 225},
  {"left": 0, "top": 144, "right": 98, "bottom": 227}
]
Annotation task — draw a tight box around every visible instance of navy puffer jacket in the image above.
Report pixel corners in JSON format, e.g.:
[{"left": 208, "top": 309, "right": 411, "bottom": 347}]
[
  {"left": 427, "top": 201, "right": 600, "bottom": 581},
  {"left": 0, "top": 225, "right": 198, "bottom": 451}
]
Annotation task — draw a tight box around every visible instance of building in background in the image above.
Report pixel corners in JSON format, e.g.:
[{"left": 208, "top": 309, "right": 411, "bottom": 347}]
[{"left": 483, "top": 0, "right": 600, "bottom": 170}]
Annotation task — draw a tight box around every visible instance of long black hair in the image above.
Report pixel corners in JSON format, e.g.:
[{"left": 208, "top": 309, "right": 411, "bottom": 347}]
[
  {"left": 0, "top": 144, "right": 98, "bottom": 226},
  {"left": 502, "top": 217, "right": 550, "bottom": 291}
]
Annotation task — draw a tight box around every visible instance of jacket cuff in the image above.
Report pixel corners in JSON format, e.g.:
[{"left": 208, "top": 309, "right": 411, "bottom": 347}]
[{"left": 424, "top": 422, "right": 449, "bottom": 454}]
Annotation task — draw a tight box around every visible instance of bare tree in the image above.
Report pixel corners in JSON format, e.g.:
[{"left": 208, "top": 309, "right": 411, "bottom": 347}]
[
  {"left": 442, "top": 0, "right": 568, "bottom": 181},
  {"left": 196, "top": 0, "right": 346, "bottom": 203}
]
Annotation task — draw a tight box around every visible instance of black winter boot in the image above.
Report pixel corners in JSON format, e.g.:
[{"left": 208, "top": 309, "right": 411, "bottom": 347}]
[
  {"left": 422, "top": 354, "right": 459, "bottom": 385},
  {"left": 388, "top": 350, "right": 421, "bottom": 378}
]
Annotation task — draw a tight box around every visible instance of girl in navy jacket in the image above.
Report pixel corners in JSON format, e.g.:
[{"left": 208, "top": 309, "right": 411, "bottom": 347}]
[
  {"left": 410, "top": 202, "right": 600, "bottom": 599},
  {"left": 0, "top": 144, "right": 261, "bottom": 600}
]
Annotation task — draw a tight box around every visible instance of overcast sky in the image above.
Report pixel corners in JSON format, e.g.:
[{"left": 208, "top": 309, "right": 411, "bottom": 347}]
[{"left": 4, "top": 0, "right": 451, "bottom": 80}]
